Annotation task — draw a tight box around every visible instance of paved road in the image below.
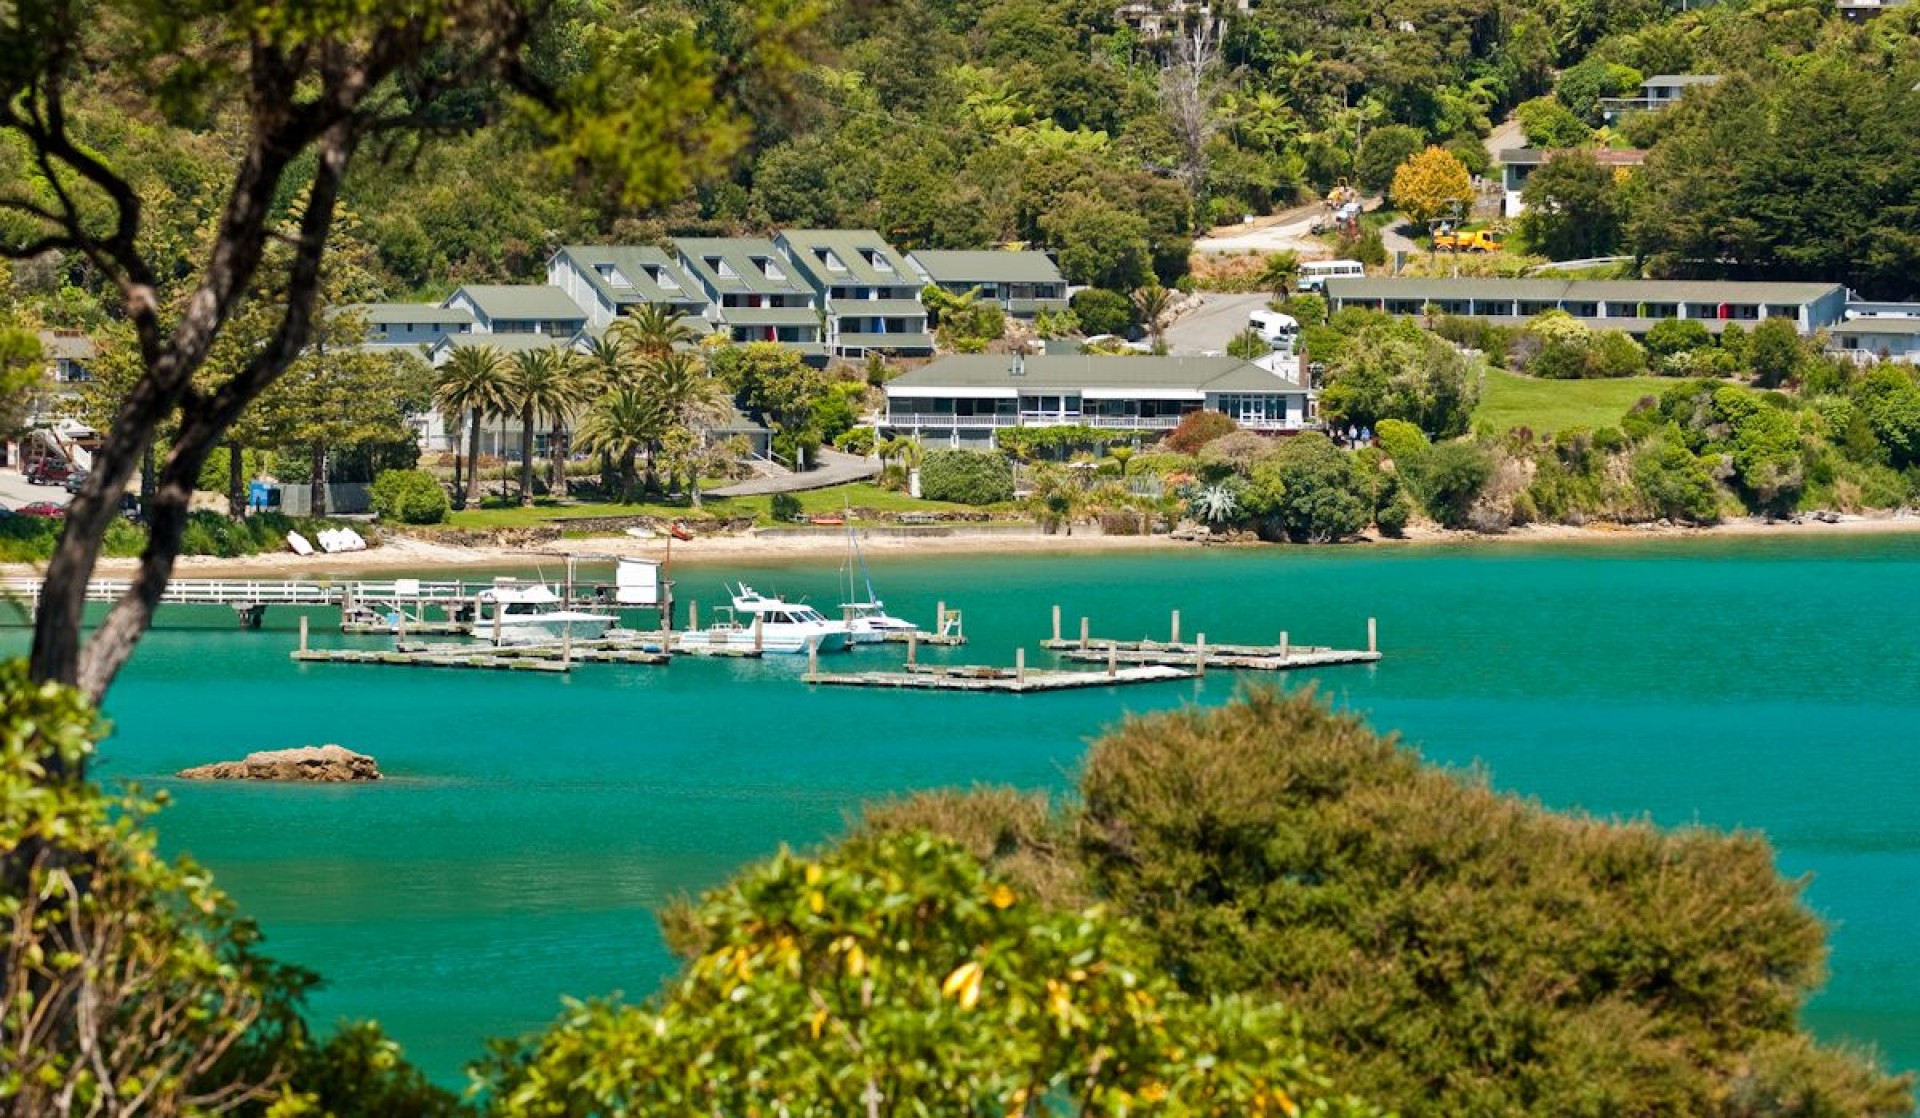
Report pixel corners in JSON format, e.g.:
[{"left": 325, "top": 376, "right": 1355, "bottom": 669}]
[
  {"left": 1164, "top": 293, "right": 1274, "bottom": 355},
  {"left": 0, "top": 468, "right": 68, "bottom": 512},
  {"left": 707, "top": 448, "right": 880, "bottom": 498}
]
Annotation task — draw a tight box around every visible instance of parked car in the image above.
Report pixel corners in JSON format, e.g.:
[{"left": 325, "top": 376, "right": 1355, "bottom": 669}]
[
  {"left": 63, "top": 469, "right": 89, "bottom": 493},
  {"left": 26, "top": 457, "right": 76, "bottom": 485},
  {"left": 17, "top": 501, "right": 67, "bottom": 519}
]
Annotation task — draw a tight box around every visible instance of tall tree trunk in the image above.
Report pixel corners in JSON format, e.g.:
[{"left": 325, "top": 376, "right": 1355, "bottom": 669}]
[
  {"left": 621, "top": 449, "right": 637, "bottom": 503},
  {"left": 450, "top": 425, "right": 465, "bottom": 511},
  {"left": 466, "top": 409, "right": 484, "bottom": 508},
  {"left": 518, "top": 405, "right": 535, "bottom": 505},
  {"left": 550, "top": 424, "right": 568, "bottom": 499},
  {"left": 309, "top": 442, "right": 328, "bottom": 518},
  {"left": 227, "top": 440, "right": 246, "bottom": 519}
]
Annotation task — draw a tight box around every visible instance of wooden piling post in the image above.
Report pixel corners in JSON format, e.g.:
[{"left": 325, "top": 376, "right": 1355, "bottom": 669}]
[
  {"left": 907, "top": 631, "right": 918, "bottom": 667},
  {"left": 1280, "top": 630, "right": 1290, "bottom": 660},
  {"left": 690, "top": 600, "right": 699, "bottom": 630},
  {"left": 299, "top": 615, "right": 309, "bottom": 653},
  {"left": 1171, "top": 609, "right": 1181, "bottom": 644},
  {"left": 1079, "top": 616, "right": 1090, "bottom": 651},
  {"left": 1107, "top": 641, "right": 1117, "bottom": 679},
  {"left": 1052, "top": 604, "right": 1061, "bottom": 642},
  {"left": 1196, "top": 633, "right": 1207, "bottom": 677},
  {"left": 1016, "top": 647, "right": 1026, "bottom": 686},
  {"left": 937, "top": 601, "right": 945, "bottom": 635},
  {"left": 397, "top": 612, "right": 406, "bottom": 647},
  {"left": 1368, "top": 617, "right": 1377, "bottom": 654},
  {"left": 754, "top": 615, "right": 765, "bottom": 653},
  {"left": 808, "top": 639, "right": 819, "bottom": 677},
  {"left": 492, "top": 600, "right": 503, "bottom": 647},
  {"left": 562, "top": 628, "right": 573, "bottom": 668}
]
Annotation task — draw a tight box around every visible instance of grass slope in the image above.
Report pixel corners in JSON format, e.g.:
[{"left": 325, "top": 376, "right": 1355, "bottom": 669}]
[{"left": 1475, "top": 369, "right": 1670, "bottom": 436}]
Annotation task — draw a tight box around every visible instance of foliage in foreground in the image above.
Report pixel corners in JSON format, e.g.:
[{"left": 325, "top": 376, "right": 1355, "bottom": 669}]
[
  {"left": 0, "top": 661, "right": 466, "bottom": 1116},
  {"left": 866, "top": 688, "right": 1915, "bottom": 1118},
  {"left": 479, "top": 831, "right": 1379, "bottom": 1117}
]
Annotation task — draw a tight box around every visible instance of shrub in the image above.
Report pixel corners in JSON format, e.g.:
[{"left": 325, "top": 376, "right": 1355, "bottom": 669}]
[
  {"left": 833, "top": 428, "right": 877, "bottom": 456},
  {"left": 1241, "top": 431, "right": 1369, "bottom": 542},
  {"left": 1165, "top": 410, "right": 1240, "bottom": 454},
  {"left": 1069, "top": 287, "right": 1133, "bottom": 336},
  {"left": 369, "top": 468, "right": 450, "bottom": 525},
  {"left": 1403, "top": 440, "right": 1492, "bottom": 528},
  {"left": 770, "top": 492, "right": 803, "bottom": 521},
  {"left": 919, "top": 449, "right": 1014, "bottom": 505},
  {"left": 1374, "top": 491, "right": 1412, "bottom": 535},
  {"left": 1645, "top": 318, "right": 1713, "bottom": 361},
  {"left": 1633, "top": 438, "right": 1721, "bottom": 523}
]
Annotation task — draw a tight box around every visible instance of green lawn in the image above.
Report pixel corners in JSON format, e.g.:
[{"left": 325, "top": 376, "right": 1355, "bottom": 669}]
[
  {"left": 441, "top": 482, "right": 983, "bottom": 532},
  {"left": 1474, "top": 369, "right": 1671, "bottom": 436}
]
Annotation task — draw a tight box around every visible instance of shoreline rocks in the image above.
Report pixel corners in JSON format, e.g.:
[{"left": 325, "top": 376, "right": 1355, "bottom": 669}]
[{"left": 179, "top": 745, "right": 382, "bottom": 782}]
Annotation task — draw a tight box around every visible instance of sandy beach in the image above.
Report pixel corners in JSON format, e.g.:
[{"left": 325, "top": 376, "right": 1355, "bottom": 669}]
[{"left": 7, "top": 511, "right": 1920, "bottom": 582}]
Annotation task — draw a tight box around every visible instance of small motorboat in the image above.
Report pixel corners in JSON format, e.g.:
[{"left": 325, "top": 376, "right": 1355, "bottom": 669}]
[
  {"left": 673, "top": 584, "right": 849, "bottom": 655},
  {"left": 474, "top": 581, "right": 618, "bottom": 645}
]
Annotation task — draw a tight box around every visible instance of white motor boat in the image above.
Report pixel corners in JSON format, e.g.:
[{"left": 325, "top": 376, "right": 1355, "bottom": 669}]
[
  {"left": 674, "top": 583, "right": 850, "bottom": 655},
  {"left": 474, "top": 582, "right": 618, "bottom": 645}
]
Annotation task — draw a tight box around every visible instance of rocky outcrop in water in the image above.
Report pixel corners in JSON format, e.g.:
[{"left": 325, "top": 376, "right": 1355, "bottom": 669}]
[{"left": 178, "top": 745, "right": 381, "bottom": 782}]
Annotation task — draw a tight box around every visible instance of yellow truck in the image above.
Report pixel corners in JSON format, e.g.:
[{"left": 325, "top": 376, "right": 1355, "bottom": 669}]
[{"left": 1432, "top": 228, "right": 1506, "bottom": 253}]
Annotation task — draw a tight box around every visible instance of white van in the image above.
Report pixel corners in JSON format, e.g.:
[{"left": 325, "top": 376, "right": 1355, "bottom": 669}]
[
  {"left": 1298, "top": 259, "right": 1366, "bottom": 292},
  {"left": 1249, "top": 309, "right": 1299, "bottom": 351}
]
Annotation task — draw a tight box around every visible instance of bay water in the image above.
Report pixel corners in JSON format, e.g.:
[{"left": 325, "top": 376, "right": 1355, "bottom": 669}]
[{"left": 4, "top": 533, "right": 1917, "bottom": 1087}]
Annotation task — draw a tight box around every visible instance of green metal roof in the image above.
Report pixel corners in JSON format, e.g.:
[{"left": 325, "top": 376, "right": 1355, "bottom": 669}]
[
  {"left": 445, "top": 285, "right": 588, "bottom": 323},
  {"left": 776, "top": 229, "right": 920, "bottom": 289},
  {"left": 1325, "top": 277, "right": 1844, "bottom": 306},
  {"left": 831, "top": 298, "right": 926, "bottom": 318},
  {"left": 354, "top": 303, "right": 475, "bottom": 326},
  {"left": 552, "top": 245, "right": 708, "bottom": 309},
  {"left": 1834, "top": 318, "right": 1920, "bottom": 336},
  {"left": 431, "top": 333, "right": 575, "bottom": 359},
  {"left": 673, "top": 237, "right": 818, "bottom": 299},
  {"left": 908, "top": 250, "right": 1065, "bottom": 286},
  {"left": 887, "top": 355, "right": 1303, "bottom": 395}
]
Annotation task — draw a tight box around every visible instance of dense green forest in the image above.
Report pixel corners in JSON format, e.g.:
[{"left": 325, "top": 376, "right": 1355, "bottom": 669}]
[{"left": 2, "top": 0, "right": 1915, "bottom": 330}]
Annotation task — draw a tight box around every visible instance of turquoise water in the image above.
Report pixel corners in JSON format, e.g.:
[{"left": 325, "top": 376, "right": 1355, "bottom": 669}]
[{"left": 4, "top": 535, "right": 1918, "bottom": 1086}]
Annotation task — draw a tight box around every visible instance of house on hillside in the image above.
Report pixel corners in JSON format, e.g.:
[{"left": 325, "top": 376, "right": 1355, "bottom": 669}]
[
  {"left": 547, "top": 245, "right": 710, "bottom": 330},
  {"left": 881, "top": 354, "right": 1317, "bottom": 449},
  {"left": 1322, "top": 277, "right": 1847, "bottom": 336},
  {"left": 773, "top": 229, "right": 933, "bottom": 358},
  {"left": 442, "top": 285, "right": 589, "bottom": 337},
  {"left": 908, "top": 250, "right": 1070, "bottom": 317},
  {"left": 348, "top": 303, "right": 474, "bottom": 350},
  {"left": 1599, "top": 74, "right": 1721, "bottom": 119},
  {"left": 1833, "top": 317, "right": 1920, "bottom": 364},
  {"left": 673, "top": 237, "right": 826, "bottom": 360},
  {"left": 1498, "top": 148, "right": 1647, "bottom": 219}
]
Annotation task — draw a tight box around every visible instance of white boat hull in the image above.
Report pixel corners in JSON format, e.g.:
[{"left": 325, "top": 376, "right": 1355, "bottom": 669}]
[
  {"left": 486, "top": 613, "right": 618, "bottom": 645},
  {"left": 674, "top": 626, "right": 850, "bottom": 655}
]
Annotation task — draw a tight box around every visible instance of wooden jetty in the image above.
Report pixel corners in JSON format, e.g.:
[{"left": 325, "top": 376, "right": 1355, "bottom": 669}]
[
  {"left": 804, "top": 643, "right": 1194, "bottom": 693},
  {"left": 1038, "top": 606, "right": 1381, "bottom": 673},
  {"left": 290, "top": 617, "right": 672, "bottom": 672},
  {"left": 290, "top": 648, "right": 571, "bottom": 673}
]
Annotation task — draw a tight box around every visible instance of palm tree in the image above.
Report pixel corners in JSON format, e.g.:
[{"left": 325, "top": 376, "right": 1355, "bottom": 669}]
[
  {"left": 641, "top": 351, "right": 734, "bottom": 506},
  {"left": 1257, "top": 251, "right": 1300, "bottom": 297},
  {"left": 506, "top": 347, "right": 588, "bottom": 506},
  {"left": 1132, "top": 284, "right": 1176, "bottom": 351},
  {"left": 616, "top": 303, "right": 700, "bottom": 361},
  {"left": 433, "top": 345, "right": 512, "bottom": 509},
  {"left": 573, "top": 388, "right": 662, "bottom": 504},
  {"left": 577, "top": 332, "right": 635, "bottom": 391}
]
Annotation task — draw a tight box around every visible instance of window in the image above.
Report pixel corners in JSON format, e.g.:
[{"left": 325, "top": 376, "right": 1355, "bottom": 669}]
[
  {"left": 645, "top": 266, "right": 680, "bottom": 291},
  {"left": 755, "top": 256, "right": 786, "bottom": 281},
  {"left": 596, "top": 264, "right": 633, "bottom": 289},
  {"left": 708, "top": 256, "right": 736, "bottom": 280},
  {"left": 819, "top": 250, "right": 847, "bottom": 272},
  {"left": 862, "top": 248, "right": 893, "bottom": 272}
]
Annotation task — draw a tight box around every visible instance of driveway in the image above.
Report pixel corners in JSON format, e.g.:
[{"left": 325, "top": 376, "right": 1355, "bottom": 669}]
[
  {"left": 0, "top": 468, "right": 68, "bottom": 512},
  {"left": 706, "top": 448, "right": 880, "bottom": 498},
  {"left": 1163, "top": 293, "right": 1274, "bottom": 355}
]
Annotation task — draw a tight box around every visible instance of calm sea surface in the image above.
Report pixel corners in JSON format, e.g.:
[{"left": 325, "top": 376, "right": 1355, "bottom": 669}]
[{"left": 4, "top": 534, "right": 1917, "bottom": 1085}]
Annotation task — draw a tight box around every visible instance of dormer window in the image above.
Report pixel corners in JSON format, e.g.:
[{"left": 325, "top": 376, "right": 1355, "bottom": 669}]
[
  {"left": 756, "top": 256, "right": 786, "bottom": 281},
  {"left": 820, "top": 250, "right": 847, "bottom": 273},
  {"left": 596, "top": 264, "right": 633, "bottom": 289},
  {"left": 861, "top": 248, "right": 893, "bottom": 272},
  {"left": 709, "top": 256, "right": 737, "bottom": 280},
  {"left": 645, "top": 266, "right": 681, "bottom": 291}
]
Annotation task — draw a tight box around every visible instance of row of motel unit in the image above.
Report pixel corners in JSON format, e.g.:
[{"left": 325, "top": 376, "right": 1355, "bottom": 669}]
[
  {"left": 358, "top": 233, "right": 1071, "bottom": 365},
  {"left": 878, "top": 354, "right": 1317, "bottom": 449}
]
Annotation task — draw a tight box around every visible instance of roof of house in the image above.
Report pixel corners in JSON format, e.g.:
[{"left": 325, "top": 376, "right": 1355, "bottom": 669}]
[
  {"left": 444, "top": 285, "right": 588, "bottom": 323},
  {"left": 1834, "top": 317, "right": 1920, "bottom": 336},
  {"left": 908, "top": 250, "right": 1065, "bottom": 286},
  {"left": 1323, "top": 277, "right": 1845, "bottom": 306},
  {"left": 776, "top": 229, "right": 921, "bottom": 288},
  {"left": 831, "top": 298, "right": 926, "bottom": 318},
  {"left": 351, "top": 303, "right": 476, "bottom": 326},
  {"left": 1498, "top": 147, "right": 1649, "bottom": 168},
  {"left": 36, "top": 331, "right": 95, "bottom": 361},
  {"left": 551, "top": 245, "right": 708, "bottom": 309},
  {"left": 673, "top": 237, "right": 817, "bottom": 298},
  {"left": 1644, "top": 74, "right": 1722, "bottom": 87},
  {"left": 886, "top": 354, "right": 1305, "bottom": 396},
  {"left": 430, "top": 333, "right": 576, "bottom": 359}
]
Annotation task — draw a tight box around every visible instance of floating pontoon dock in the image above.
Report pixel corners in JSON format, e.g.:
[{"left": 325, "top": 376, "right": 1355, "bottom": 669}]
[{"left": 1037, "top": 606, "right": 1381, "bottom": 672}]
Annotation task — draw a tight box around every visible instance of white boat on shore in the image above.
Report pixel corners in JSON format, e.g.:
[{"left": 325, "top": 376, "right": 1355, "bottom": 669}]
[
  {"left": 474, "top": 582, "right": 618, "bottom": 645},
  {"left": 674, "top": 584, "right": 850, "bottom": 655}
]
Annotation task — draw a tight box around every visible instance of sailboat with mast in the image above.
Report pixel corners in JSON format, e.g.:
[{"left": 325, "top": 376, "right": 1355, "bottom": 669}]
[{"left": 836, "top": 517, "right": 919, "bottom": 645}]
